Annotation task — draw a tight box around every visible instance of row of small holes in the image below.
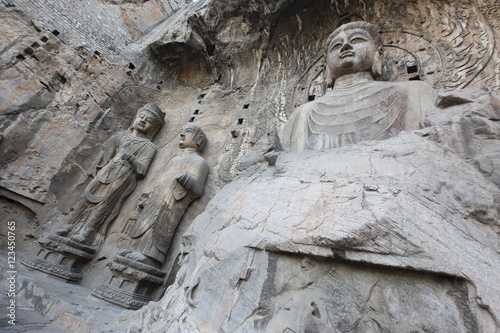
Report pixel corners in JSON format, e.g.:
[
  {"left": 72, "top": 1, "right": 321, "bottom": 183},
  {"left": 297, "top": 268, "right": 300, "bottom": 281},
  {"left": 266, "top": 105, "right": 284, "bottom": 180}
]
[{"left": 15, "top": 34, "right": 51, "bottom": 62}]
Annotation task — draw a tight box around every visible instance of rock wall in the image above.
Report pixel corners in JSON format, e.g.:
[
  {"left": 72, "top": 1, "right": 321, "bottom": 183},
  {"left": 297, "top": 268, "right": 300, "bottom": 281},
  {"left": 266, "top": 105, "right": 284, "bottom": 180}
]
[{"left": 1, "top": 0, "right": 499, "bottom": 331}]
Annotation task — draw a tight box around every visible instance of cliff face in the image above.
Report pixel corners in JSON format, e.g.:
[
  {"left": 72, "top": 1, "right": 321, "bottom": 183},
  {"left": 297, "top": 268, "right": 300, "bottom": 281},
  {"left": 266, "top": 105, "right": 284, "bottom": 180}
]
[{"left": 1, "top": 0, "right": 500, "bottom": 332}]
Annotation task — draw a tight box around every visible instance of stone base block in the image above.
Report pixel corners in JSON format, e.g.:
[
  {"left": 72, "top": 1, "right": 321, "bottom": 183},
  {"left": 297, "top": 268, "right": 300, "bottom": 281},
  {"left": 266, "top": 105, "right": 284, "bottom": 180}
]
[
  {"left": 92, "top": 284, "right": 151, "bottom": 310},
  {"left": 22, "top": 257, "right": 83, "bottom": 282},
  {"left": 21, "top": 234, "right": 96, "bottom": 282},
  {"left": 92, "top": 255, "right": 166, "bottom": 309}
]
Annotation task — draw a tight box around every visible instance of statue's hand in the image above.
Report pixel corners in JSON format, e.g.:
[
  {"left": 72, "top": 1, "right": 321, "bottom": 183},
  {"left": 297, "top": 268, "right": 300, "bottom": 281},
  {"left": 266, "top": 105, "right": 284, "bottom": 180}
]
[
  {"left": 86, "top": 167, "right": 96, "bottom": 177},
  {"left": 86, "top": 161, "right": 98, "bottom": 177},
  {"left": 121, "top": 153, "right": 136, "bottom": 164},
  {"left": 175, "top": 172, "right": 195, "bottom": 194},
  {"left": 175, "top": 172, "right": 190, "bottom": 185}
]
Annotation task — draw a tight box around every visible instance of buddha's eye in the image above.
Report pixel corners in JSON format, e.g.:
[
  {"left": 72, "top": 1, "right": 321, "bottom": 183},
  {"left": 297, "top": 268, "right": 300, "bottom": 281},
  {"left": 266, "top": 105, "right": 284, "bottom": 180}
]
[
  {"left": 330, "top": 42, "right": 342, "bottom": 51},
  {"left": 350, "top": 36, "right": 367, "bottom": 44}
]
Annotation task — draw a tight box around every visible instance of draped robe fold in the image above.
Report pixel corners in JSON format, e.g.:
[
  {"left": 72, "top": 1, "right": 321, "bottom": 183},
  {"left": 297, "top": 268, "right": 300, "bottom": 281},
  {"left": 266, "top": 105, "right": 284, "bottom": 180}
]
[
  {"left": 281, "top": 81, "right": 436, "bottom": 152},
  {"left": 71, "top": 131, "right": 156, "bottom": 241}
]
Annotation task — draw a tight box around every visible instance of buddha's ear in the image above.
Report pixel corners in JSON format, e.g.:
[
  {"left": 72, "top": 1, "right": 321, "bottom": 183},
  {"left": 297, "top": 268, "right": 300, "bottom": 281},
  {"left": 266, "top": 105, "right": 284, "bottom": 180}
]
[
  {"left": 372, "top": 46, "right": 384, "bottom": 79},
  {"left": 196, "top": 134, "right": 205, "bottom": 147},
  {"left": 325, "top": 65, "right": 334, "bottom": 88}
]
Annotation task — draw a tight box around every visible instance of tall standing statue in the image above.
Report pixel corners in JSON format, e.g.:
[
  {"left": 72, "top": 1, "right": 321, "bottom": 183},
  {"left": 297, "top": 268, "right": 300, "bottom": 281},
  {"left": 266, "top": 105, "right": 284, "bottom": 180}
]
[
  {"left": 92, "top": 123, "right": 209, "bottom": 309},
  {"left": 22, "top": 103, "right": 166, "bottom": 282},
  {"left": 69, "top": 103, "right": 166, "bottom": 245},
  {"left": 281, "top": 21, "right": 437, "bottom": 151}
]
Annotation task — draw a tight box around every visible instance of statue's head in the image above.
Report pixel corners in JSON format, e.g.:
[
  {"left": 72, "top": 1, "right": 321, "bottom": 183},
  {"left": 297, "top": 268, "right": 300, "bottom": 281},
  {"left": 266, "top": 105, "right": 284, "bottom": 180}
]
[
  {"left": 131, "top": 103, "right": 166, "bottom": 140},
  {"left": 325, "top": 21, "right": 383, "bottom": 85},
  {"left": 179, "top": 122, "right": 207, "bottom": 152}
]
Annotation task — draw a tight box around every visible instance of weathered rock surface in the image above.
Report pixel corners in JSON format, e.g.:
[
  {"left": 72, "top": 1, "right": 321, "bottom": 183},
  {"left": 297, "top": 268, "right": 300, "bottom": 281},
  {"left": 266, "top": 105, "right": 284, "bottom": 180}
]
[{"left": 0, "top": 259, "right": 128, "bottom": 332}]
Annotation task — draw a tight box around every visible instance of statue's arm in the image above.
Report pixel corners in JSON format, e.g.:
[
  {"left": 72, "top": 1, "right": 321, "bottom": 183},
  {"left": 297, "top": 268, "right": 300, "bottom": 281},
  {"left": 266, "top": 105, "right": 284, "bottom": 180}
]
[
  {"left": 123, "top": 147, "right": 156, "bottom": 179},
  {"left": 175, "top": 159, "right": 209, "bottom": 198},
  {"left": 280, "top": 105, "right": 309, "bottom": 152},
  {"left": 404, "top": 81, "right": 437, "bottom": 127},
  {"left": 86, "top": 133, "right": 120, "bottom": 177}
]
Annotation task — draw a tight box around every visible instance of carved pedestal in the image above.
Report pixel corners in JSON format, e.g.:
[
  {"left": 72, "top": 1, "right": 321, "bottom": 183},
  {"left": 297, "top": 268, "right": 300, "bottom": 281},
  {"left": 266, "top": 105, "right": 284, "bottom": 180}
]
[
  {"left": 92, "top": 255, "right": 165, "bottom": 309},
  {"left": 22, "top": 234, "right": 96, "bottom": 282}
]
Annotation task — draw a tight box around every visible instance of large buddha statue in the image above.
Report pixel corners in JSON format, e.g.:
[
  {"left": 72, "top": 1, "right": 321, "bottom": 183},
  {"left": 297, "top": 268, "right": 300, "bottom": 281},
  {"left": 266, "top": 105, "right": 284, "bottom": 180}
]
[
  {"left": 97, "top": 22, "right": 500, "bottom": 328},
  {"left": 281, "top": 21, "right": 437, "bottom": 152}
]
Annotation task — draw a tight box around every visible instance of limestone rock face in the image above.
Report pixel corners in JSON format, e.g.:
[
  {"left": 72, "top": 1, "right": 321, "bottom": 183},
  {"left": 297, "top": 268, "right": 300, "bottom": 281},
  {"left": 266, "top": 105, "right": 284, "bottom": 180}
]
[
  {"left": 1, "top": 0, "right": 500, "bottom": 331},
  {"left": 0, "top": 8, "right": 133, "bottom": 209},
  {"left": 118, "top": 91, "right": 500, "bottom": 332}
]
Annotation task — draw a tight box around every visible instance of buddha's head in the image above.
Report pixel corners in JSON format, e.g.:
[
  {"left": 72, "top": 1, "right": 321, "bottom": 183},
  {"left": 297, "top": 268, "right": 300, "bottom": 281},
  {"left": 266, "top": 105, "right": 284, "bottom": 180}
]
[
  {"left": 179, "top": 122, "right": 207, "bottom": 152},
  {"left": 131, "top": 103, "right": 166, "bottom": 140},
  {"left": 325, "top": 21, "right": 383, "bottom": 85}
]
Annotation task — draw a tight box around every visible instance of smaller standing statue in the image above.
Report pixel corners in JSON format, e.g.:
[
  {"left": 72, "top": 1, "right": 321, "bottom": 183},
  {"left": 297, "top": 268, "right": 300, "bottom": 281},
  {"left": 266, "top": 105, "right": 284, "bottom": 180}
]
[
  {"left": 22, "top": 103, "right": 166, "bottom": 282},
  {"left": 92, "top": 122, "right": 209, "bottom": 309}
]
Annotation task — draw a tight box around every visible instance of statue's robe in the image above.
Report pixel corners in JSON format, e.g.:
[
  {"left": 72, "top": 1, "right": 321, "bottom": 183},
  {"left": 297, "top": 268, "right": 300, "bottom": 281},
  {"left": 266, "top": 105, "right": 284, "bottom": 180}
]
[
  {"left": 281, "top": 80, "right": 436, "bottom": 152},
  {"left": 130, "top": 151, "right": 209, "bottom": 264},
  {"left": 71, "top": 131, "right": 156, "bottom": 238}
]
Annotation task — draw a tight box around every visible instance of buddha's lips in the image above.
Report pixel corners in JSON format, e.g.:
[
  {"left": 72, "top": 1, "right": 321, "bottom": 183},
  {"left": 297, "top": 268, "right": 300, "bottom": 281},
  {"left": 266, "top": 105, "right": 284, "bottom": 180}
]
[{"left": 340, "top": 51, "right": 354, "bottom": 58}]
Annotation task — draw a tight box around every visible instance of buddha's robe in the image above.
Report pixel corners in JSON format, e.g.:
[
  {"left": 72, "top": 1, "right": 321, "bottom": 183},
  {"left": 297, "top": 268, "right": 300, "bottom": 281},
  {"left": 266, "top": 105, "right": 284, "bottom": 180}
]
[{"left": 281, "top": 81, "right": 436, "bottom": 152}]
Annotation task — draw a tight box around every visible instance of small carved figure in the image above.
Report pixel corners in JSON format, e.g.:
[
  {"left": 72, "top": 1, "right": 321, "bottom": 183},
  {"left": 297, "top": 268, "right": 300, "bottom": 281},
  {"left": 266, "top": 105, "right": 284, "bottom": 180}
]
[
  {"left": 69, "top": 103, "right": 166, "bottom": 245},
  {"left": 281, "top": 21, "right": 437, "bottom": 152},
  {"left": 124, "top": 122, "right": 209, "bottom": 267}
]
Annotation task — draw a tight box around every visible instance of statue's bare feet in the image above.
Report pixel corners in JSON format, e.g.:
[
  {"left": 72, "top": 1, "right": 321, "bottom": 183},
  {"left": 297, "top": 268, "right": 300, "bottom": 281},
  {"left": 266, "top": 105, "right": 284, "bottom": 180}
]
[
  {"left": 118, "top": 249, "right": 132, "bottom": 257},
  {"left": 70, "top": 234, "right": 87, "bottom": 244},
  {"left": 54, "top": 225, "right": 72, "bottom": 237},
  {"left": 125, "top": 251, "right": 148, "bottom": 263}
]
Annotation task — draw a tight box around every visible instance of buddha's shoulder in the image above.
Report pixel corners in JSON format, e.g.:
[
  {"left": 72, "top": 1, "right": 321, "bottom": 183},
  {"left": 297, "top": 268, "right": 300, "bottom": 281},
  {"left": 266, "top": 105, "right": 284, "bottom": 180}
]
[
  {"left": 290, "top": 80, "right": 434, "bottom": 115},
  {"left": 289, "top": 99, "right": 317, "bottom": 117},
  {"left": 379, "top": 80, "right": 434, "bottom": 93}
]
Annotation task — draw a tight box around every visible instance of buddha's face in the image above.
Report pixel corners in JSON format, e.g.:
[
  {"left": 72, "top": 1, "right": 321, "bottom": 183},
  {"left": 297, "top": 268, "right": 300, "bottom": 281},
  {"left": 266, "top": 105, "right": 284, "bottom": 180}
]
[
  {"left": 133, "top": 109, "right": 157, "bottom": 134},
  {"left": 179, "top": 125, "right": 197, "bottom": 149},
  {"left": 326, "top": 28, "right": 379, "bottom": 80}
]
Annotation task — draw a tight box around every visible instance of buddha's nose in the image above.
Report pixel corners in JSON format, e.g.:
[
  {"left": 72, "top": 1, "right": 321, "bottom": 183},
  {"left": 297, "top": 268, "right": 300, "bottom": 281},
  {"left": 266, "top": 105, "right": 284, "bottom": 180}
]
[{"left": 340, "top": 43, "right": 353, "bottom": 52}]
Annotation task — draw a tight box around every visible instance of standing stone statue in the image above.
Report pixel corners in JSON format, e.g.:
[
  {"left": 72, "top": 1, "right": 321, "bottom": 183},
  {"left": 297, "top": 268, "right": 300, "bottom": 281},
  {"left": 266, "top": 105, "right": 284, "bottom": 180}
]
[
  {"left": 92, "top": 122, "right": 209, "bottom": 309},
  {"left": 69, "top": 103, "right": 166, "bottom": 245},
  {"left": 22, "top": 103, "right": 166, "bottom": 282},
  {"left": 281, "top": 21, "right": 437, "bottom": 151},
  {"left": 127, "top": 122, "right": 209, "bottom": 266}
]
